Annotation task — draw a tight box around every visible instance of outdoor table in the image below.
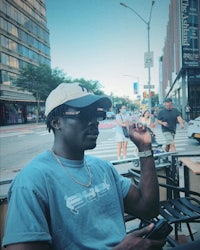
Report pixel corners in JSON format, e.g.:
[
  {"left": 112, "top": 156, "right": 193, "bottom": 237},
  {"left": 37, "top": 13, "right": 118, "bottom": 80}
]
[
  {"left": 179, "top": 156, "right": 200, "bottom": 196},
  {"left": 180, "top": 157, "right": 200, "bottom": 175}
]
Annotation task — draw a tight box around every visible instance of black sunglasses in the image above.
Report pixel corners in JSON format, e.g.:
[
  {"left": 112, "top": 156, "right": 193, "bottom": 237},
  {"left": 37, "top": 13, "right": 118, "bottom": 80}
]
[{"left": 62, "top": 108, "right": 106, "bottom": 122}]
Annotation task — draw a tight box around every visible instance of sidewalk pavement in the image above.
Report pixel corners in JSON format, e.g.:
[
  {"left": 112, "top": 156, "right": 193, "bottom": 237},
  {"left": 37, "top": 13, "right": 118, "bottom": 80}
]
[
  {"left": 0, "top": 120, "right": 116, "bottom": 133},
  {"left": 0, "top": 122, "right": 46, "bottom": 133}
]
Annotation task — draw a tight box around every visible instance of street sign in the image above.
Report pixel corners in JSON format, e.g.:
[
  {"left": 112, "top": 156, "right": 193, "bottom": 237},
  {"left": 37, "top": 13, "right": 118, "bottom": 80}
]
[
  {"left": 144, "top": 51, "right": 154, "bottom": 68},
  {"left": 144, "top": 85, "right": 155, "bottom": 89}
]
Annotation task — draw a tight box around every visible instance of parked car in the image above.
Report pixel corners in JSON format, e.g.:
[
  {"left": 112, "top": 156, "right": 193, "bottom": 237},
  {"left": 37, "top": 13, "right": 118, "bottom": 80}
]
[
  {"left": 187, "top": 116, "right": 200, "bottom": 143},
  {"left": 106, "top": 111, "right": 115, "bottom": 119},
  {"left": 27, "top": 113, "right": 37, "bottom": 122}
]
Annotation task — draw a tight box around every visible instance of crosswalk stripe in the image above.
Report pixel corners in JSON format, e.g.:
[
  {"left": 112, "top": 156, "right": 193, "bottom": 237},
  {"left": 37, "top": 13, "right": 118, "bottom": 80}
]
[
  {"left": 85, "top": 129, "right": 190, "bottom": 160},
  {"left": 1, "top": 124, "right": 197, "bottom": 162},
  {"left": 0, "top": 131, "right": 32, "bottom": 138},
  {"left": 87, "top": 145, "right": 136, "bottom": 154},
  {"left": 86, "top": 150, "right": 136, "bottom": 157},
  {"left": 36, "top": 131, "right": 49, "bottom": 136}
]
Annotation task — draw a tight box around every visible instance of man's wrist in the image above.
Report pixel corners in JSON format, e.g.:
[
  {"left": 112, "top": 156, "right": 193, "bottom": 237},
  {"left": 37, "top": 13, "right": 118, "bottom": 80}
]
[
  {"left": 138, "top": 145, "right": 152, "bottom": 152},
  {"left": 138, "top": 150, "right": 153, "bottom": 158}
]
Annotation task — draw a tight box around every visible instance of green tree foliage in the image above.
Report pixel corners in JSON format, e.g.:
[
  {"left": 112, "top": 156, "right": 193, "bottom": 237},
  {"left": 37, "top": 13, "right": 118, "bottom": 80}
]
[
  {"left": 15, "top": 63, "right": 155, "bottom": 119},
  {"left": 14, "top": 64, "right": 110, "bottom": 121},
  {"left": 14, "top": 64, "right": 68, "bottom": 101},
  {"left": 14, "top": 63, "right": 70, "bottom": 122},
  {"left": 72, "top": 78, "right": 104, "bottom": 95}
]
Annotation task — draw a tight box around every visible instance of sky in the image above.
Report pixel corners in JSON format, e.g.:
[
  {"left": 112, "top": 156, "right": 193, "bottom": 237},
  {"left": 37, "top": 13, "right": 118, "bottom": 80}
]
[{"left": 46, "top": 0, "right": 170, "bottom": 100}]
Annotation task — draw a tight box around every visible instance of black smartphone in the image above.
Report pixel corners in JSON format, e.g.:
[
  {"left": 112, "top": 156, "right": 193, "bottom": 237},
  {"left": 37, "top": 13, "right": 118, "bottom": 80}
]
[{"left": 145, "top": 219, "right": 173, "bottom": 240}]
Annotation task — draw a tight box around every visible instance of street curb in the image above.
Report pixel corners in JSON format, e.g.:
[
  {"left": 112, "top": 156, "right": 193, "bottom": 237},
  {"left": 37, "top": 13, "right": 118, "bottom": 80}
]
[{"left": 0, "top": 123, "right": 46, "bottom": 133}]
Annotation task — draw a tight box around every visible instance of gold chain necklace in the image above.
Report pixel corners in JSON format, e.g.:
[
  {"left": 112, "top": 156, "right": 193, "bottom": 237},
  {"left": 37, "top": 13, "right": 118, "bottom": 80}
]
[{"left": 50, "top": 149, "right": 92, "bottom": 187}]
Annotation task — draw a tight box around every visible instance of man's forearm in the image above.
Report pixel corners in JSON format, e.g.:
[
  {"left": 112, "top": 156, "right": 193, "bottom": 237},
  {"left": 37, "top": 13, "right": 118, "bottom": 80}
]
[
  {"left": 137, "top": 144, "right": 159, "bottom": 216},
  {"left": 139, "top": 156, "right": 160, "bottom": 218},
  {"left": 157, "top": 119, "right": 163, "bottom": 125},
  {"left": 177, "top": 116, "right": 184, "bottom": 127}
]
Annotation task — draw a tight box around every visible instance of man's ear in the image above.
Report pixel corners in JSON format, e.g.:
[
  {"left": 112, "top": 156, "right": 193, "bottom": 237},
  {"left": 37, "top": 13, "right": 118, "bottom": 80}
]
[{"left": 50, "top": 118, "right": 61, "bottom": 130}]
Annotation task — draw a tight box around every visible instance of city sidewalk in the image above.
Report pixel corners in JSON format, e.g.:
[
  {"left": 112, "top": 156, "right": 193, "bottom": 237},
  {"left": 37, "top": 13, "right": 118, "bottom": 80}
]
[
  {"left": 0, "top": 120, "right": 116, "bottom": 133},
  {"left": 0, "top": 122, "right": 46, "bottom": 133}
]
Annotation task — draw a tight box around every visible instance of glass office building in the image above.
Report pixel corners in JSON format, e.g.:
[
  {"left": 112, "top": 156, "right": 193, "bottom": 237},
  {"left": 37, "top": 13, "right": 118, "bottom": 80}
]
[{"left": 0, "top": 0, "right": 50, "bottom": 125}]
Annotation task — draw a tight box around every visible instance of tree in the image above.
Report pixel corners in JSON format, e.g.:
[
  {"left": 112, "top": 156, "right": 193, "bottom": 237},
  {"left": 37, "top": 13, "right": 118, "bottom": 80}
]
[
  {"left": 14, "top": 63, "right": 69, "bottom": 122},
  {"left": 72, "top": 78, "right": 104, "bottom": 95}
]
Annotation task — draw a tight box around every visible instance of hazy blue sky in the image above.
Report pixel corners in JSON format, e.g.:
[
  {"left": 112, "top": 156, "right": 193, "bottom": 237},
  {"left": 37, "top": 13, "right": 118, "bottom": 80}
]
[{"left": 46, "top": 0, "right": 170, "bottom": 99}]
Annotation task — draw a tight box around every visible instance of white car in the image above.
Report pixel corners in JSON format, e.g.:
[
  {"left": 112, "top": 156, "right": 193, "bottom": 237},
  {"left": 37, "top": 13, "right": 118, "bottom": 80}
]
[
  {"left": 187, "top": 116, "right": 200, "bottom": 143},
  {"left": 106, "top": 111, "right": 115, "bottom": 119}
]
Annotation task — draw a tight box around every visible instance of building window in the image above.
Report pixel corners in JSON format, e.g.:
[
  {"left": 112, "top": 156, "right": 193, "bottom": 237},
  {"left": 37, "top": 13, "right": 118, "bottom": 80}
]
[
  {"left": 9, "top": 56, "right": 19, "bottom": 68},
  {"left": 1, "top": 53, "right": 8, "bottom": 65},
  {"left": 7, "top": 22, "right": 18, "bottom": 37},
  {"left": 1, "top": 70, "right": 17, "bottom": 85}
]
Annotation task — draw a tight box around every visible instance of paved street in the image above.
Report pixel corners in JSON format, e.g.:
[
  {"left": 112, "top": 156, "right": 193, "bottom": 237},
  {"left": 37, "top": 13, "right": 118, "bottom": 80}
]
[
  {"left": 0, "top": 120, "right": 199, "bottom": 182},
  {"left": 86, "top": 123, "right": 200, "bottom": 160},
  {"left": 1, "top": 121, "right": 200, "bottom": 246}
]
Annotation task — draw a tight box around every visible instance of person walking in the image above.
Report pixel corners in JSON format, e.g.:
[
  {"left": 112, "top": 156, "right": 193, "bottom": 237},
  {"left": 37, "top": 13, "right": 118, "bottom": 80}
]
[
  {"left": 2, "top": 82, "right": 166, "bottom": 250},
  {"left": 139, "top": 110, "right": 157, "bottom": 144},
  {"left": 115, "top": 104, "right": 129, "bottom": 160},
  {"left": 157, "top": 98, "right": 184, "bottom": 152},
  {"left": 185, "top": 103, "right": 191, "bottom": 122}
]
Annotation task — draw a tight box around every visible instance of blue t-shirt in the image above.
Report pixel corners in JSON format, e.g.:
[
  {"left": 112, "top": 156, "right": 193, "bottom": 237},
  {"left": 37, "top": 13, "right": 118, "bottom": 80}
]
[{"left": 3, "top": 150, "right": 131, "bottom": 249}]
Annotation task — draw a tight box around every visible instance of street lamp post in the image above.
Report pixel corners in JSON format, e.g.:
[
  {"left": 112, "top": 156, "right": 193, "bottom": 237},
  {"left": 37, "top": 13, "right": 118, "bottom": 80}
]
[{"left": 120, "top": 1, "right": 155, "bottom": 112}]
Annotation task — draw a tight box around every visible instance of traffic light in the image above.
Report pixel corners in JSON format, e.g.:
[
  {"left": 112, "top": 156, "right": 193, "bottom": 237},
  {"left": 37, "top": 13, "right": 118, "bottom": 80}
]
[
  {"left": 143, "top": 91, "right": 147, "bottom": 98},
  {"left": 150, "top": 91, "right": 154, "bottom": 97}
]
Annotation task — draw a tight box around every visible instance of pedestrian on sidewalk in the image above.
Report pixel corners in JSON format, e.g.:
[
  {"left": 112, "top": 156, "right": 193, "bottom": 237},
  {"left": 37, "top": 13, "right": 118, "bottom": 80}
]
[
  {"left": 157, "top": 98, "right": 184, "bottom": 152},
  {"left": 139, "top": 110, "right": 157, "bottom": 144},
  {"left": 3, "top": 82, "right": 165, "bottom": 250},
  {"left": 115, "top": 104, "right": 129, "bottom": 160},
  {"left": 185, "top": 103, "right": 191, "bottom": 123}
]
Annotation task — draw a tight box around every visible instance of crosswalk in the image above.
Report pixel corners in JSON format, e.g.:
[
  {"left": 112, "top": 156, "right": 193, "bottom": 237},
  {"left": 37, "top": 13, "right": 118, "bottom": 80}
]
[
  {"left": 0, "top": 124, "right": 198, "bottom": 162},
  {"left": 86, "top": 128, "right": 191, "bottom": 161},
  {"left": 86, "top": 136, "right": 138, "bottom": 161},
  {"left": 152, "top": 129, "right": 189, "bottom": 151}
]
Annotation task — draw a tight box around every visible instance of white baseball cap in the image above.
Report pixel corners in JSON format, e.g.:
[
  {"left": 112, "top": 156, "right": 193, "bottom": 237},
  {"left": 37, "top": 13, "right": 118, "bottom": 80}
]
[{"left": 45, "top": 82, "right": 112, "bottom": 117}]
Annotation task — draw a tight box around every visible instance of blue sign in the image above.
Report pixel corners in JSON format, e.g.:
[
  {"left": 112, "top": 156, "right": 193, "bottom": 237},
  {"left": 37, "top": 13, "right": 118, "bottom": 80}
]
[{"left": 133, "top": 82, "right": 138, "bottom": 94}]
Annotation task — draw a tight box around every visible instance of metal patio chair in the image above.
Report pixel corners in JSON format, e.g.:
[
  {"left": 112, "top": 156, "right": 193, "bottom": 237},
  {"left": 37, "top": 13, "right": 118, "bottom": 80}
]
[{"left": 128, "top": 169, "right": 200, "bottom": 242}]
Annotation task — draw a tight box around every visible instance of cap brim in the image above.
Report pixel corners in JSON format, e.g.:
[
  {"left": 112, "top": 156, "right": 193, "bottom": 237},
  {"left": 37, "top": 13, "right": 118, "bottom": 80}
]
[{"left": 65, "top": 95, "right": 112, "bottom": 109}]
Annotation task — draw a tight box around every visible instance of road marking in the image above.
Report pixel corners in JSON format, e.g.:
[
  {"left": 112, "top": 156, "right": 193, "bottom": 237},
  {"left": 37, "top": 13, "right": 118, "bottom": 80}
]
[
  {"left": 36, "top": 131, "right": 49, "bottom": 136},
  {"left": 86, "top": 129, "right": 190, "bottom": 160},
  {"left": 0, "top": 131, "right": 32, "bottom": 138}
]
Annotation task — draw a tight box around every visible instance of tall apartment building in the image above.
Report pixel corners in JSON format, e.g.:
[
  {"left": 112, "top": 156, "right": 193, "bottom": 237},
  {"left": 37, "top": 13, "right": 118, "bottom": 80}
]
[
  {"left": 160, "top": 0, "right": 200, "bottom": 119},
  {"left": 0, "top": 0, "right": 50, "bottom": 125}
]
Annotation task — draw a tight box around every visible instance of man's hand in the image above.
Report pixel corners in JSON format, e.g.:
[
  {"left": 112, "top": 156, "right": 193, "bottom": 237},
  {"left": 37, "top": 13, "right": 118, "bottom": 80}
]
[
  {"left": 162, "top": 121, "right": 168, "bottom": 127},
  {"left": 113, "top": 224, "right": 166, "bottom": 250},
  {"left": 128, "top": 123, "right": 152, "bottom": 151}
]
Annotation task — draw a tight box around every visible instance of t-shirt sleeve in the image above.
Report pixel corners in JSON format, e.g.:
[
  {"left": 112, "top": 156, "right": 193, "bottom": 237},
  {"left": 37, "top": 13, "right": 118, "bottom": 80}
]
[
  {"left": 176, "top": 108, "right": 181, "bottom": 116},
  {"left": 2, "top": 180, "right": 51, "bottom": 246}
]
